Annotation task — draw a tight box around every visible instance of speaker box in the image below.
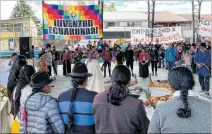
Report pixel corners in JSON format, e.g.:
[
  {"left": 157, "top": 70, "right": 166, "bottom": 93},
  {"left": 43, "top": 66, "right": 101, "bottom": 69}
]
[{"left": 19, "top": 37, "right": 32, "bottom": 59}]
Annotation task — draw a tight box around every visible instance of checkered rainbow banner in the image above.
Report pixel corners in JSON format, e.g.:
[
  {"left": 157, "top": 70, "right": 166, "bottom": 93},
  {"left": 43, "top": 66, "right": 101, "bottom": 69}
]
[{"left": 42, "top": 3, "right": 103, "bottom": 40}]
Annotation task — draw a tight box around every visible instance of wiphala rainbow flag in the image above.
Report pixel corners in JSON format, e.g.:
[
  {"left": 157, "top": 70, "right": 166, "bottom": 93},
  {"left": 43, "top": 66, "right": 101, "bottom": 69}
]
[{"left": 42, "top": 3, "right": 103, "bottom": 40}]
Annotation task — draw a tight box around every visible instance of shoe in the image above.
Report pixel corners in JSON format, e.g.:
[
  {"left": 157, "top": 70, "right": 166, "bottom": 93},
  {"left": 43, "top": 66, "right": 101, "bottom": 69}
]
[
  {"left": 155, "top": 72, "right": 158, "bottom": 76},
  {"left": 152, "top": 72, "right": 154, "bottom": 76},
  {"left": 204, "top": 91, "right": 210, "bottom": 96},
  {"left": 199, "top": 90, "right": 205, "bottom": 92}
]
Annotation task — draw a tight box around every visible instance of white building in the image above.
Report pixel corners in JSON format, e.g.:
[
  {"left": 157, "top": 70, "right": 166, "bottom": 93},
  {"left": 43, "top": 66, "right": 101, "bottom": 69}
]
[{"left": 103, "top": 11, "right": 211, "bottom": 44}]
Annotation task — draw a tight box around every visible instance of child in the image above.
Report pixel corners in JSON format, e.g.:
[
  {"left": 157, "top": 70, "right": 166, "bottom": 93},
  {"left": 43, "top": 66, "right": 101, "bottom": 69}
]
[{"left": 37, "top": 58, "right": 48, "bottom": 72}]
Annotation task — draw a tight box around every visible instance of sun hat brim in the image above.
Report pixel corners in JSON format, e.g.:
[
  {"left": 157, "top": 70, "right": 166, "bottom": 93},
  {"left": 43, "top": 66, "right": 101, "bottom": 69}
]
[{"left": 68, "top": 72, "right": 93, "bottom": 78}]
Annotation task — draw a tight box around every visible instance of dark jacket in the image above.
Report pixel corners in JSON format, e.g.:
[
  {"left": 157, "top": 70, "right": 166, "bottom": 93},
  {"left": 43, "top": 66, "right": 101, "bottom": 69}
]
[
  {"left": 93, "top": 90, "right": 150, "bottom": 134},
  {"left": 116, "top": 51, "right": 124, "bottom": 65},
  {"left": 125, "top": 50, "right": 134, "bottom": 63},
  {"left": 58, "top": 88, "right": 97, "bottom": 134},
  {"left": 53, "top": 51, "right": 60, "bottom": 61},
  {"left": 150, "top": 49, "right": 159, "bottom": 61}
]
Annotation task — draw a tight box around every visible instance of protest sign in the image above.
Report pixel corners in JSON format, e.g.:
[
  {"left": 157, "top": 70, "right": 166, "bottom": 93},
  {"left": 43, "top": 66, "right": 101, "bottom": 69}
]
[
  {"left": 198, "top": 20, "right": 211, "bottom": 42},
  {"left": 131, "top": 26, "right": 184, "bottom": 44},
  {"left": 42, "top": 3, "right": 103, "bottom": 40}
]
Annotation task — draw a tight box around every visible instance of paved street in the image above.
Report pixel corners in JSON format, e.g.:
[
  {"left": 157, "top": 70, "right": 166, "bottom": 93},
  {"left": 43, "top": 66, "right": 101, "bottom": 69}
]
[{"left": 50, "top": 62, "right": 212, "bottom": 119}]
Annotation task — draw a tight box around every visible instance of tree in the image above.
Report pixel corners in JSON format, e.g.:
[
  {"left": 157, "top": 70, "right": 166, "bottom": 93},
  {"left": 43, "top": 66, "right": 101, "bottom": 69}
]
[
  {"left": 10, "top": 0, "right": 42, "bottom": 36},
  {"left": 104, "top": 3, "right": 116, "bottom": 12}
]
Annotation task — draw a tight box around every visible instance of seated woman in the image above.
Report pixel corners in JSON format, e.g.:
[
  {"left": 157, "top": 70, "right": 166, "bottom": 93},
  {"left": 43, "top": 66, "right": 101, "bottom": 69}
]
[
  {"left": 148, "top": 67, "right": 211, "bottom": 133},
  {"left": 93, "top": 65, "right": 149, "bottom": 133},
  {"left": 11, "top": 65, "right": 35, "bottom": 133},
  {"left": 20, "top": 72, "right": 64, "bottom": 133}
]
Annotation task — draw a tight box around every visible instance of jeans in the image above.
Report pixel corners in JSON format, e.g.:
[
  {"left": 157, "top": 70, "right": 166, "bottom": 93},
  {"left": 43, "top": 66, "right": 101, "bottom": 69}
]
[
  {"left": 151, "top": 61, "right": 158, "bottom": 74},
  {"left": 126, "top": 61, "right": 134, "bottom": 75},
  {"left": 53, "top": 60, "right": 59, "bottom": 76},
  {"left": 167, "top": 61, "right": 175, "bottom": 71},
  {"left": 103, "top": 61, "right": 111, "bottom": 77},
  {"left": 199, "top": 75, "right": 210, "bottom": 91}
]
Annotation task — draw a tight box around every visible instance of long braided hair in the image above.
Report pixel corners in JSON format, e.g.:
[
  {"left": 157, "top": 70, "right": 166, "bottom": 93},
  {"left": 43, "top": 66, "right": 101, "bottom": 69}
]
[
  {"left": 107, "top": 65, "right": 131, "bottom": 106},
  {"left": 168, "top": 67, "right": 195, "bottom": 118},
  {"left": 68, "top": 77, "right": 87, "bottom": 129},
  {"left": 13, "top": 65, "right": 35, "bottom": 117},
  {"left": 7, "top": 55, "right": 27, "bottom": 101}
]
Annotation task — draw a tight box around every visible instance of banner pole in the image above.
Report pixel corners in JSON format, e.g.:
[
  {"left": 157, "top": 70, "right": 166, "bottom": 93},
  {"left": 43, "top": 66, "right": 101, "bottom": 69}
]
[{"left": 42, "top": 0, "right": 46, "bottom": 48}]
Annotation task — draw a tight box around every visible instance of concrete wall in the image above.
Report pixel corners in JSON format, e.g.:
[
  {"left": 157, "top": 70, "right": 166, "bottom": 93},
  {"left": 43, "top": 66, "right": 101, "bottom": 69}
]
[{"left": 0, "top": 97, "right": 12, "bottom": 133}]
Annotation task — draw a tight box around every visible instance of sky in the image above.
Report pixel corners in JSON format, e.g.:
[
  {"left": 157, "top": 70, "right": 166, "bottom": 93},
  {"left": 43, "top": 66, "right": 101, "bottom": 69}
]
[{"left": 0, "top": 0, "right": 211, "bottom": 20}]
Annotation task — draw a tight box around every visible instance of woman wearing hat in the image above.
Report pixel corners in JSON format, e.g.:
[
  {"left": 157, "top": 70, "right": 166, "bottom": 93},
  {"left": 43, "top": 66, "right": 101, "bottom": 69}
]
[
  {"left": 148, "top": 67, "right": 211, "bottom": 133},
  {"left": 86, "top": 46, "right": 105, "bottom": 93},
  {"left": 20, "top": 72, "right": 64, "bottom": 133},
  {"left": 58, "top": 62, "right": 97, "bottom": 133},
  {"left": 93, "top": 65, "right": 149, "bottom": 133}
]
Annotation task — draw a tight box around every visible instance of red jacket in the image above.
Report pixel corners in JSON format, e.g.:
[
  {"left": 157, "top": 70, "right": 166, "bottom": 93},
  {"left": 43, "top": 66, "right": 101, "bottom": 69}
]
[
  {"left": 139, "top": 53, "right": 150, "bottom": 62},
  {"left": 102, "top": 50, "right": 112, "bottom": 62}
]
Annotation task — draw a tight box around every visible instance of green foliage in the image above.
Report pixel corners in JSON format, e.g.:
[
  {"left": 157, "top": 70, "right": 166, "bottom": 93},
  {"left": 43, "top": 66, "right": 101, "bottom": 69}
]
[
  {"left": 104, "top": 3, "right": 116, "bottom": 12},
  {"left": 10, "top": 0, "right": 42, "bottom": 36}
]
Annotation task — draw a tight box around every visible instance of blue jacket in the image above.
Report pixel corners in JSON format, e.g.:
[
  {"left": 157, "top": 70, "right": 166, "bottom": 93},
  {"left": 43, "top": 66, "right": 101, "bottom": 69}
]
[
  {"left": 165, "top": 48, "right": 177, "bottom": 62},
  {"left": 58, "top": 88, "right": 97, "bottom": 134},
  {"left": 195, "top": 51, "right": 211, "bottom": 77}
]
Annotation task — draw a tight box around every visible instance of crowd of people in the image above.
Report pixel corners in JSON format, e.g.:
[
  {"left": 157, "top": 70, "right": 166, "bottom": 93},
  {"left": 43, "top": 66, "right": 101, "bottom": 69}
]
[{"left": 6, "top": 39, "right": 211, "bottom": 134}]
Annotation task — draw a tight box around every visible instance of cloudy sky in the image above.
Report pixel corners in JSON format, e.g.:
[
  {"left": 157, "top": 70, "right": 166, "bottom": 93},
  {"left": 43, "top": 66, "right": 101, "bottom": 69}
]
[{"left": 0, "top": 0, "right": 211, "bottom": 20}]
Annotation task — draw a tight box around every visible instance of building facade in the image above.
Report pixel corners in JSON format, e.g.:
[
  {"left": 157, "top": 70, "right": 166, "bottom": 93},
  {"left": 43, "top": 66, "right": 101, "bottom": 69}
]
[{"left": 0, "top": 17, "right": 38, "bottom": 51}]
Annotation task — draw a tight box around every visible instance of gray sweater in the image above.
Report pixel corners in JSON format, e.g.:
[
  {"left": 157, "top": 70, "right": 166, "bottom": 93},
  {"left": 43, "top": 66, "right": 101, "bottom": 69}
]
[{"left": 148, "top": 96, "right": 211, "bottom": 133}]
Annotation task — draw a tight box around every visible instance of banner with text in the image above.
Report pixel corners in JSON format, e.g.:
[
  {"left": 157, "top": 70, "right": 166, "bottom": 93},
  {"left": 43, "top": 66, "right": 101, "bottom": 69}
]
[
  {"left": 42, "top": 3, "right": 103, "bottom": 40},
  {"left": 198, "top": 20, "right": 211, "bottom": 42},
  {"left": 131, "top": 26, "right": 184, "bottom": 44}
]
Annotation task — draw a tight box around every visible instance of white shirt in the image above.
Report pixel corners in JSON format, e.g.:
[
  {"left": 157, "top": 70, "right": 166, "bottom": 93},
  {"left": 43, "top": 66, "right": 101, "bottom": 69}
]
[{"left": 13, "top": 85, "right": 32, "bottom": 122}]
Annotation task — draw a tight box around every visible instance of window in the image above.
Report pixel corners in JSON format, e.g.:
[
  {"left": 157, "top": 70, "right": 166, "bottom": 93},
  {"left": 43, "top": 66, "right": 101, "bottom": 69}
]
[
  {"left": 127, "top": 22, "right": 135, "bottom": 27},
  {"left": 103, "top": 31, "right": 131, "bottom": 39},
  {"left": 181, "top": 23, "right": 191, "bottom": 30},
  {"left": 107, "top": 22, "right": 115, "bottom": 27}
]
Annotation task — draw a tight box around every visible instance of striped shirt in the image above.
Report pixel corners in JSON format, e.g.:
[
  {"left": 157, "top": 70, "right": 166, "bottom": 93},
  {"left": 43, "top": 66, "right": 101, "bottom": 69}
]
[{"left": 58, "top": 88, "right": 97, "bottom": 134}]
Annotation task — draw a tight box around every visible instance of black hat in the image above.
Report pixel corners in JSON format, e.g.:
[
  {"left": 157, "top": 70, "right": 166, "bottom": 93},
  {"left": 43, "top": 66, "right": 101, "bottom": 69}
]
[
  {"left": 69, "top": 62, "right": 92, "bottom": 78},
  {"left": 31, "top": 72, "right": 53, "bottom": 88},
  {"left": 200, "top": 43, "right": 206, "bottom": 48}
]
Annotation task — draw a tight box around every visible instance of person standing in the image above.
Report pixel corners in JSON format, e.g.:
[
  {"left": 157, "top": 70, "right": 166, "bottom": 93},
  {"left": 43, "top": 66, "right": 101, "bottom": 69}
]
[
  {"left": 61, "top": 47, "right": 72, "bottom": 76},
  {"left": 165, "top": 44, "right": 177, "bottom": 71},
  {"left": 189, "top": 43, "right": 198, "bottom": 73},
  {"left": 125, "top": 45, "right": 134, "bottom": 76},
  {"left": 58, "top": 63, "right": 97, "bottom": 133},
  {"left": 52, "top": 46, "right": 60, "bottom": 77},
  {"left": 150, "top": 46, "right": 159, "bottom": 76},
  {"left": 114, "top": 46, "right": 124, "bottom": 66},
  {"left": 158, "top": 47, "right": 165, "bottom": 68},
  {"left": 20, "top": 72, "right": 64, "bottom": 133},
  {"left": 93, "top": 65, "right": 149, "bottom": 133},
  {"left": 11, "top": 65, "right": 35, "bottom": 133},
  {"left": 102, "top": 46, "right": 113, "bottom": 77},
  {"left": 148, "top": 67, "right": 211, "bottom": 133},
  {"left": 138, "top": 48, "right": 150, "bottom": 78},
  {"left": 86, "top": 46, "right": 105, "bottom": 93},
  {"left": 43, "top": 44, "right": 53, "bottom": 77},
  {"left": 195, "top": 43, "right": 211, "bottom": 96}
]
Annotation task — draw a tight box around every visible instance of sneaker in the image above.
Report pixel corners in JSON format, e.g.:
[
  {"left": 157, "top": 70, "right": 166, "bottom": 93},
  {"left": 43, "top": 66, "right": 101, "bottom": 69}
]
[{"left": 199, "top": 90, "right": 205, "bottom": 92}]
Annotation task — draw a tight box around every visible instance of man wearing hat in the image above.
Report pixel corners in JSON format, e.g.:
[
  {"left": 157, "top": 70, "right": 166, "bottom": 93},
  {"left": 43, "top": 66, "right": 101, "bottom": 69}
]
[
  {"left": 58, "top": 62, "right": 97, "bottom": 133},
  {"left": 20, "top": 72, "right": 64, "bottom": 133},
  {"left": 195, "top": 43, "right": 211, "bottom": 97}
]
